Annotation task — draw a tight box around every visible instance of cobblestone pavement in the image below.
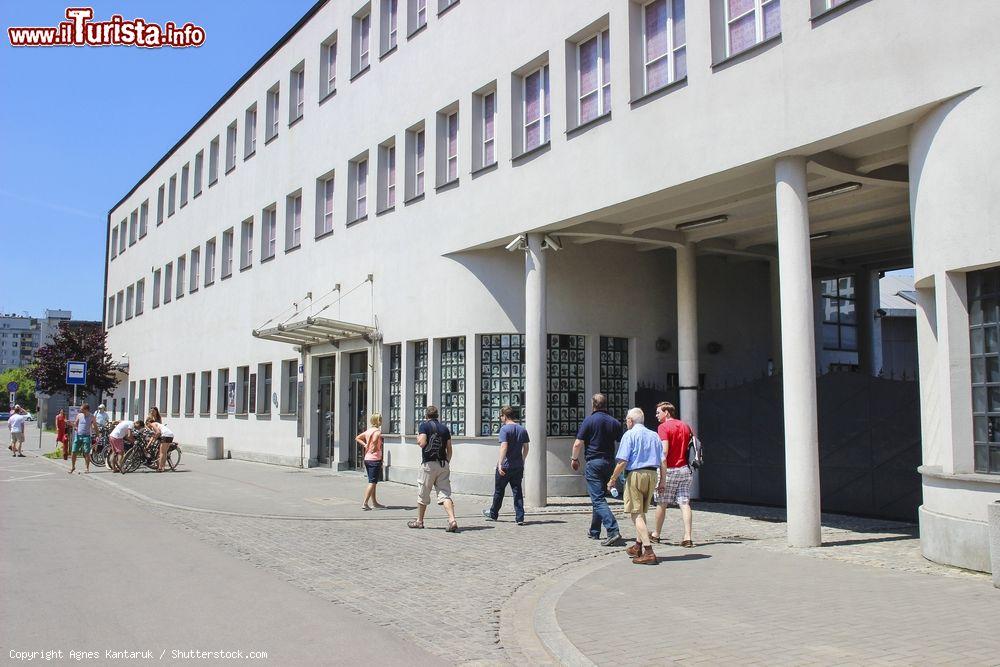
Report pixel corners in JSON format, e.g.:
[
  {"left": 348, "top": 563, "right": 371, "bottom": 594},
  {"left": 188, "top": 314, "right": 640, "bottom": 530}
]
[{"left": 22, "top": 428, "right": 997, "bottom": 665}]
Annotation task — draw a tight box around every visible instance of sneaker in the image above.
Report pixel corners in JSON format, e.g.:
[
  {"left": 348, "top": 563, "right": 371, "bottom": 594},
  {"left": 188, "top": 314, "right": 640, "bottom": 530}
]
[
  {"left": 600, "top": 532, "right": 625, "bottom": 547},
  {"left": 481, "top": 509, "right": 496, "bottom": 521},
  {"left": 632, "top": 545, "right": 657, "bottom": 565},
  {"left": 516, "top": 519, "right": 525, "bottom": 525}
]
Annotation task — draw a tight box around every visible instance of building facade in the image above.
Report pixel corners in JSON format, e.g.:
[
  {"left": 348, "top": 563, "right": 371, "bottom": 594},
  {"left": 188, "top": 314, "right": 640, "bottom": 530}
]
[{"left": 105, "top": 0, "right": 1000, "bottom": 571}]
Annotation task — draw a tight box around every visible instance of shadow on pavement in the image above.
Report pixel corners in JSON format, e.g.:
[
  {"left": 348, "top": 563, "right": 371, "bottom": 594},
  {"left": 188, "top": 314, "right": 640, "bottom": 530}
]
[
  {"left": 656, "top": 553, "right": 711, "bottom": 563},
  {"left": 821, "top": 534, "right": 916, "bottom": 547}
]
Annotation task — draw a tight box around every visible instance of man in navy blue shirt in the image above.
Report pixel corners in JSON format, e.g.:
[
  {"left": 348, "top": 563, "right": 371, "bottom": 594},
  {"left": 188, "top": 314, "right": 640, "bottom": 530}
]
[
  {"left": 571, "top": 394, "right": 624, "bottom": 546},
  {"left": 483, "top": 405, "right": 530, "bottom": 524}
]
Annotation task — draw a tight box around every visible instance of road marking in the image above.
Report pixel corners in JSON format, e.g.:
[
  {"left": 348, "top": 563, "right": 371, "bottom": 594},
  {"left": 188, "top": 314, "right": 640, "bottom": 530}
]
[{"left": 1, "top": 471, "right": 57, "bottom": 482}]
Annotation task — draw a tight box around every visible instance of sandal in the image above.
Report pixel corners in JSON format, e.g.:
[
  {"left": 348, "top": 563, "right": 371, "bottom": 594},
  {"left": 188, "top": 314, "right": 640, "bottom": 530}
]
[
  {"left": 361, "top": 505, "right": 372, "bottom": 511},
  {"left": 649, "top": 534, "right": 661, "bottom": 544},
  {"left": 681, "top": 539, "right": 693, "bottom": 548},
  {"left": 446, "top": 521, "right": 459, "bottom": 533},
  {"left": 407, "top": 520, "right": 424, "bottom": 529}
]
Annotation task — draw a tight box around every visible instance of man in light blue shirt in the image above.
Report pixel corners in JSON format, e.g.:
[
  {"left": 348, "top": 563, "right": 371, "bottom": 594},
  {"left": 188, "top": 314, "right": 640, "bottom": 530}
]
[{"left": 607, "top": 407, "right": 666, "bottom": 565}]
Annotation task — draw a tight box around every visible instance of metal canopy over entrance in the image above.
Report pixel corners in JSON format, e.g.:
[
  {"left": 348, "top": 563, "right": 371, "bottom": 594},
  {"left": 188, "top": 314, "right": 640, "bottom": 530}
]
[{"left": 251, "top": 316, "right": 377, "bottom": 348}]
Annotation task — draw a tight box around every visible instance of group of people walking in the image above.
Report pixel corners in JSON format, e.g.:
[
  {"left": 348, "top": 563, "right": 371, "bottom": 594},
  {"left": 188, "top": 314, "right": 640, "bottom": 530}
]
[{"left": 357, "top": 393, "right": 695, "bottom": 563}]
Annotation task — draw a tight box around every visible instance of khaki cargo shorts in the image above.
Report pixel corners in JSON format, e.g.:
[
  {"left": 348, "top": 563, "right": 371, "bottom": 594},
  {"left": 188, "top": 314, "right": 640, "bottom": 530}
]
[
  {"left": 623, "top": 468, "right": 657, "bottom": 515},
  {"left": 417, "top": 461, "right": 452, "bottom": 506}
]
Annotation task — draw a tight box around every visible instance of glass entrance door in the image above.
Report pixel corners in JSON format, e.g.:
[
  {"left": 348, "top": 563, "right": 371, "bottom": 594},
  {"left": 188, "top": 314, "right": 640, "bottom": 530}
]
[
  {"left": 348, "top": 351, "right": 368, "bottom": 470},
  {"left": 318, "top": 356, "right": 336, "bottom": 465}
]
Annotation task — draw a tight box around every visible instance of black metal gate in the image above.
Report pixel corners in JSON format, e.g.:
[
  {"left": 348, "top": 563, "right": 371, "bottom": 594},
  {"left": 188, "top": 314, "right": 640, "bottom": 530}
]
[{"left": 693, "top": 373, "right": 921, "bottom": 521}]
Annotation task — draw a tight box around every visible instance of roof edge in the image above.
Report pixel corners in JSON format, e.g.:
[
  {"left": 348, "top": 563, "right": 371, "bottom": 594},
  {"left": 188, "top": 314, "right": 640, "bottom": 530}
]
[{"left": 108, "top": 0, "right": 329, "bottom": 216}]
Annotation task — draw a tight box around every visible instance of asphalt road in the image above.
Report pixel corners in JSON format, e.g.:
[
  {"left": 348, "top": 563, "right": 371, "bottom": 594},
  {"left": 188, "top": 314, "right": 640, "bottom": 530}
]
[{"left": 0, "top": 450, "right": 444, "bottom": 666}]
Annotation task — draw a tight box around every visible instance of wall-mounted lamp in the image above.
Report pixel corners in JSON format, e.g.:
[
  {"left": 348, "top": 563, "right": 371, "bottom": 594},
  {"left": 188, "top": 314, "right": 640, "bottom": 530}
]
[
  {"left": 807, "top": 182, "right": 862, "bottom": 202},
  {"left": 809, "top": 232, "right": 833, "bottom": 241},
  {"left": 676, "top": 215, "right": 729, "bottom": 231}
]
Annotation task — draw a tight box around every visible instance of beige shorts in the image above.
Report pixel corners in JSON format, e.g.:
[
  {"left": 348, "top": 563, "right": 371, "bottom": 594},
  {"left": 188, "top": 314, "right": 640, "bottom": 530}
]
[
  {"left": 623, "top": 468, "right": 657, "bottom": 515},
  {"left": 10, "top": 432, "right": 25, "bottom": 444},
  {"left": 417, "top": 461, "right": 452, "bottom": 506}
]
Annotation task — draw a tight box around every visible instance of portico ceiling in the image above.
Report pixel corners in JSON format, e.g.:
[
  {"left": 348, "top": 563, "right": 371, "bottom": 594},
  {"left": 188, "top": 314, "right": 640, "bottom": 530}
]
[{"left": 515, "top": 125, "right": 915, "bottom": 273}]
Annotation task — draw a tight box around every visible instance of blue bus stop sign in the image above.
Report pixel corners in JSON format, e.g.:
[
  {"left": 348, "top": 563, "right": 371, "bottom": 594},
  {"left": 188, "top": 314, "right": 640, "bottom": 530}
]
[{"left": 66, "top": 361, "right": 88, "bottom": 386}]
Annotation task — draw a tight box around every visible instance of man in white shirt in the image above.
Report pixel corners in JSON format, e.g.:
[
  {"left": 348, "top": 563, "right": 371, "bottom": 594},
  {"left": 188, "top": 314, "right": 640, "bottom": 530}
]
[
  {"left": 8, "top": 406, "right": 28, "bottom": 457},
  {"left": 94, "top": 404, "right": 110, "bottom": 429}
]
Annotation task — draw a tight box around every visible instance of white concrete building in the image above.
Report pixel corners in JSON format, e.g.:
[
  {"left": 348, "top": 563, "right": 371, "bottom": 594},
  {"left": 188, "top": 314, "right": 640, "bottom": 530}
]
[{"left": 104, "top": 0, "right": 1000, "bottom": 571}]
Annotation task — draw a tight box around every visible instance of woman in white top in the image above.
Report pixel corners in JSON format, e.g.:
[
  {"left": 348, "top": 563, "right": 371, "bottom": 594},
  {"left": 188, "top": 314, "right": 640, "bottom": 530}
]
[{"left": 144, "top": 417, "right": 175, "bottom": 472}]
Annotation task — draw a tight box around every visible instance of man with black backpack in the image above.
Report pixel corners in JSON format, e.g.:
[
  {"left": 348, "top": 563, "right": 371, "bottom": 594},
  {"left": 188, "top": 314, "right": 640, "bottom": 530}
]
[
  {"left": 407, "top": 405, "right": 459, "bottom": 532},
  {"left": 650, "top": 402, "right": 695, "bottom": 547}
]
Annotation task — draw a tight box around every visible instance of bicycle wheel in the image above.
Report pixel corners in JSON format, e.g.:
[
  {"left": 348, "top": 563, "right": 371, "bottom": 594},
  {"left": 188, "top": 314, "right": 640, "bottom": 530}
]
[
  {"left": 121, "top": 446, "right": 142, "bottom": 473},
  {"left": 91, "top": 443, "right": 106, "bottom": 467},
  {"left": 166, "top": 446, "right": 181, "bottom": 471}
]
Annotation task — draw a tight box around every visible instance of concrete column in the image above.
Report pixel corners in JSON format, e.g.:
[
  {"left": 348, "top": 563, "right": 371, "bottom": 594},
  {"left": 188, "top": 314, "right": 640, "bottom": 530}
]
[
  {"left": 769, "top": 258, "right": 782, "bottom": 373},
  {"left": 775, "top": 156, "right": 822, "bottom": 548},
  {"left": 676, "top": 243, "right": 700, "bottom": 498},
  {"left": 856, "top": 269, "right": 874, "bottom": 376},
  {"left": 934, "top": 271, "right": 974, "bottom": 474},
  {"left": 524, "top": 233, "right": 548, "bottom": 507},
  {"left": 870, "top": 272, "right": 884, "bottom": 377}
]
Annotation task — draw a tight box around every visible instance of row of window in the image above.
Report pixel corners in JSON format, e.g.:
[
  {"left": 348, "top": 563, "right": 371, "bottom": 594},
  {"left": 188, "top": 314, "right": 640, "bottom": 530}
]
[
  {"left": 109, "top": 0, "right": 856, "bottom": 264},
  {"left": 124, "top": 361, "right": 297, "bottom": 423},
  {"left": 970, "top": 267, "right": 1000, "bottom": 474},
  {"left": 108, "top": 0, "right": 460, "bottom": 262}
]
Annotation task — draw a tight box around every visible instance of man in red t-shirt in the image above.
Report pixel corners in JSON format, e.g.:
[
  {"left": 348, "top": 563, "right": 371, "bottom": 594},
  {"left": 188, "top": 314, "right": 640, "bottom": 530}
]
[{"left": 651, "top": 401, "right": 694, "bottom": 547}]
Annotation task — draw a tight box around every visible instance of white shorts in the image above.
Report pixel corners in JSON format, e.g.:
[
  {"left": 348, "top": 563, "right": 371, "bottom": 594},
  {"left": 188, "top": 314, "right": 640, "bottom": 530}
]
[{"left": 416, "top": 461, "right": 452, "bottom": 506}]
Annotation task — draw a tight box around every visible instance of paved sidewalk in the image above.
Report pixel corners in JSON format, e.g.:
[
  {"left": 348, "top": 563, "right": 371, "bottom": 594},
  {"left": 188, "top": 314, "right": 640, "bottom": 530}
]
[{"left": 16, "top": 424, "right": 1000, "bottom": 665}]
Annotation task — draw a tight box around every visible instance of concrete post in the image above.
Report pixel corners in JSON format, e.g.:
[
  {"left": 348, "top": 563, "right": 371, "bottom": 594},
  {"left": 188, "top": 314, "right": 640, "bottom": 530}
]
[
  {"left": 775, "top": 156, "right": 822, "bottom": 548},
  {"left": 769, "top": 258, "right": 782, "bottom": 373},
  {"left": 870, "top": 271, "right": 884, "bottom": 376},
  {"left": 856, "top": 269, "right": 874, "bottom": 376},
  {"left": 676, "top": 243, "right": 700, "bottom": 498},
  {"left": 524, "top": 233, "right": 548, "bottom": 507}
]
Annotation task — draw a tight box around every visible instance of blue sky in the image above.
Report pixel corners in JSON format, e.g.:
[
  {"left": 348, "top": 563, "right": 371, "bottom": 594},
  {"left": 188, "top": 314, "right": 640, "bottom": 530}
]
[{"left": 0, "top": 0, "right": 317, "bottom": 321}]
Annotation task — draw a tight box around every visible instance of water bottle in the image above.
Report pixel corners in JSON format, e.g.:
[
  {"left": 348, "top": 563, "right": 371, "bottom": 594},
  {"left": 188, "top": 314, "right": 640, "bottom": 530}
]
[{"left": 610, "top": 486, "right": 619, "bottom": 498}]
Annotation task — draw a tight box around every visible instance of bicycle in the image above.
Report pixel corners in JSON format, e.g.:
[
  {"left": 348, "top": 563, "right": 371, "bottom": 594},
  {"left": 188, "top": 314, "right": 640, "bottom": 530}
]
[
  {"left": 119, "top": 428, "right": 181, "bottom": 473},
  {"left": 90, "top": 423, "right": 113, "bottom": 467}
]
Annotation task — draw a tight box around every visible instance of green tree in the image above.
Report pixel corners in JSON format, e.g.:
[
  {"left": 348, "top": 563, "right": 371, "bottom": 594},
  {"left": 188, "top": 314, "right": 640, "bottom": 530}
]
[{"left": 0, "top": 366, "right": 37, "bottom": 411}]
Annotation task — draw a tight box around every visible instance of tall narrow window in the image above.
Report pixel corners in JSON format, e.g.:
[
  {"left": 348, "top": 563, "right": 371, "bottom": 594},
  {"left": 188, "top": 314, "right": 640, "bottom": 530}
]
[
  {"left": 200, "top": 370, "right": 212, "bottom": 414},
  {"left": 523, "top": 65, "right": 550, "bottom": 151},
  {"left": 321, "top": 36, "right": 338, "bottom": 97},
  {"left": 189, "top": 246, "right": 200, "bottom": 292},
  {"left": 193, "top": 151, "right": 203, "bottom": 197},
  {"left": 157, "top": 185, "right": 165, "bottom": 224},
  {"left": 547, "top": 334, "right": 586, "bottom": 435},
  {"left": 412, "top": 0, "right": 427, "bottom": 34},
  {"left": 726, "top": 0, "right": 779, "bottom": 57},
  {"left": 354, "top": 158, "right": 368, "bottom": 220},
  {"left": 222, "top": 228, "right": 234, "bottom": 278},
  {"left": 107, "top": 295, "right": 114, "bottom": 328},
  {"left": 317, "top": 174, "right": 335, "bottom": 237},
  {"left": 388, "top": 344, "right": 402, "bottom": 433},
  {"left": 217, "top": 368, "right": 230, "bottom": 415},
  {"left": 599, "top": 336, "right": 630, "bottom": 422},
  {"left": 415, "top": 129, "right": 425, "bottom": 196},
  {"left": 245, "top": 105, "right": 257, "bottom": 157},
  {"left": 969, "top": 268, "right": 1000, "bottom": 474},
  {"left": 185, "top": 372, "right": 196, "bottom": 416},
  {"left": 382, "top": 0, "right": 398, "bottom": 53},
  {"left": 226, "top": 122, "right": 237, "bottom": 171},
  {"left": 171, "top": 374, "right": 182, "bottom": 416},
  {"left": 412, "top": 340, "right": 428, "bottom": 433},
  {"left": 482, "top": 91, "right": 496, "bottom": 166},
  {"left": 237, "top": 366, "right": 250, "bottom": 414},
  {"left": 240, "top": 218, "right": 254, "bottom": 270},
  {"left": 176, "top": 255, "right": 186, "bottom": 298},
  {"left": 439, "top": 336, "right": 466, "bottom": 436},
  {"left": 258, "top": 363, "right": 273, "bottom": 415},
  {"left": 262, "top": 206, "right": 277, "bottom": 260},
  {"left": 355, "top": 10, "right": 371, "bottom": 73},
  {"left": 163, "top": 263, "right": 172, "bottom": 304},
  {"left": 116, "top": 290, "right": 124, "bottom": 323},
  {"left": 266, "top": 85, "right": 280, "bottom": 142},
  {"left": 209, "top": 136, "right": 220, "bottom": 185},
  {"left": 480, "top": 334, "right": 524, "bottom": 435},
  {"left": 290, "top": 65, "right": 305, "bottom": 123},
  {"left": 285, "top": 193, "right": 302, "bottom": 249},
  {"left": 445, "top": 111, "right": 459, "bottom": 182},
  {"left": 168, "top": 175, "right": 177, "bottom": 216},
  {"left": 380, "top": 143, "right": 396, "bottom": 209},
  {"left": 111, "top": 227, "right": 119, "bottom": 258},
  {"left": 821, "top": 276, "right": 858, "bottom": 355},
  {"left": 282, "top": 359, "right": 298, "bottom": 415},
  {"left": 139, "top": 200, "right": 149, "bottom": 238},
  {"left": 204, "top": 237, "right": 216, "bottom": 286},
  {"left": 180, "top": 163, "right": 189, "bottom": 207},
  {"left": 125, "top": 284, "right": 134, "bottom": 320},
  {"left": 644, "top": 0, "right": 686, "bottom": 93},
  {"left": 135, "top": 278, "right": 144, "bottom": 316},
  {"left": 152, "top": 269, "right": 161, "bottom": 309},
  {"left": 129, "top": 210, "right": 138, "bottom": 245},
  {"left": 578, "top": 29, "right": 611, "bottom": 124},
  {"left": 248, "top": 372, "right": 257, "bottom": 414}
]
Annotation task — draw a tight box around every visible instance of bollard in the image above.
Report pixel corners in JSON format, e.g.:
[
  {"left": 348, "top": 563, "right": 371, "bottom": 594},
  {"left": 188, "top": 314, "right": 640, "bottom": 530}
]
[
  {"left": 206, "top": 436, "right": 224, "bottom": 461},
  {"left": 989, "top": 501, "right": 1000, "bottom": 588}
]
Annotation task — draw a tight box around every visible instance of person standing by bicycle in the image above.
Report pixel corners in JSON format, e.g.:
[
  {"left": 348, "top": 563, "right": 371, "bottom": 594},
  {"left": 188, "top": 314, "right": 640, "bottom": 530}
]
[
  {"left": 70, "top": 403, "right": 97, "bottom": 474},
  {"left": 147, "top": 406, "right": 162, "bottom": 424},
  {"left": 94, "top": 404, "right": 110, "bottom": 430},
  {"left": 144, "top": 417, "right": 174, "bottom": 472},
  {"left": 107, "top": 419, "right": 139, "bottom": 473}
]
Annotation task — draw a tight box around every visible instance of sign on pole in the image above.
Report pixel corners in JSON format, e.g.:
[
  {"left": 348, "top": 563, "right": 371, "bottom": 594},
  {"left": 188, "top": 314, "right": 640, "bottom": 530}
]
[
  {"left": 8, "top": 392, "right": 15, "bottom": 408},
  {"left": 6, "top": 381, "right": 18, "bottom": 394},
  {"left": 66, "top": 361, "right": 88, "bottom": 386}
]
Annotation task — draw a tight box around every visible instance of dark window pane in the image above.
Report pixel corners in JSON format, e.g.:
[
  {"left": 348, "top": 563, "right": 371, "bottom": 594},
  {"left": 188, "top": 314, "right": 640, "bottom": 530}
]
[
  {"left": 990, "top": 387, "right": 1000, "bottom": 412},
  {"left": 841, "top": 325, "right": 858, "bottom": 351},
  {"left": 974, "top": 416, "right": 988, "bottom": 442},
  {"left": 973, "top": 387, "right": 987, "bottom": 414},
  {"left": 986, "top": 326, "right": 999, "bottom": 354},
  {"left": 971, "top": 299, "right": 984, "bottom": 326},
  {"left": 969, "top": 271, "right": 984, "bottom": 299},
  {"left": 991, "top": 446, "right": 1000, "bottom": 474},
  {"left": 985, "top": 299, "right": 999, "bottom": 325},
  {"left": 988, "top": 357, "right": 1000, "bottom": 383},
  {"left": 971, "top": 328, "right": 985, "bottom": 355},
  {"left": 991, "top": 417, "right": 1000, "bottom": 443},
  {"left": 820, "top": 279, "right": 838, "bottom": 298},
  {"left": 838, "top": 276, "right": 854, "bottom": 299},
  {"left": 822, "top": 323, "right": 839, "bottom": 349},
  {"left": 839, "top": 299, "right": 857, "bottom": 325},
  {"left": 972, "top": 357, "right": 986, "bottom": 384},
  {"left": 975, "top": 444, "right": 988, "bottom": 473}
]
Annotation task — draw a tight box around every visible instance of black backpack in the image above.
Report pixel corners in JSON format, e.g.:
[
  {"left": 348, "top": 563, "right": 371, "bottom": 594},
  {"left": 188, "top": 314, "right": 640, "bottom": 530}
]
[
  {"left": 424, "top": 422, "right": 448, "bottom": 464},
  {"left": 687, "top": 433, "right": 704, "bottom": 470}
]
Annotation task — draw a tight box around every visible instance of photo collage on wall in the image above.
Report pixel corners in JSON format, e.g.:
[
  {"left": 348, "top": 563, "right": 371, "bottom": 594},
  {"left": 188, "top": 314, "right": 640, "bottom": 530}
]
[
  {"left": 480, "top": 333, "right": 525, "bottom": 436},
  {"left": 599, "top": 336, "right": 629, "bottom": 422},
  {"left": 388, "top": 344, "right": 401, "bottom": 434},
  {"left": 547, "top": 334, "right": 586, "bottom": 436},
  {"left": 412, "top": 340, "right": 428, "bottom": 433},
  {"left": 440, "top": 336, "right": 466, "bottom": 436}
]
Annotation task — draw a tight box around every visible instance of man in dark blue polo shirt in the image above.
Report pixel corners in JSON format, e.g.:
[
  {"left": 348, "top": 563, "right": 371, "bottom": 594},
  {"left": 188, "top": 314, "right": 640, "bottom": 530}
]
[
  {"left": 482, "top": 405, "right": 529, "bottom": 524},
  {"left": 571, "top": 393, "right": 624, "bottom": 546}
]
